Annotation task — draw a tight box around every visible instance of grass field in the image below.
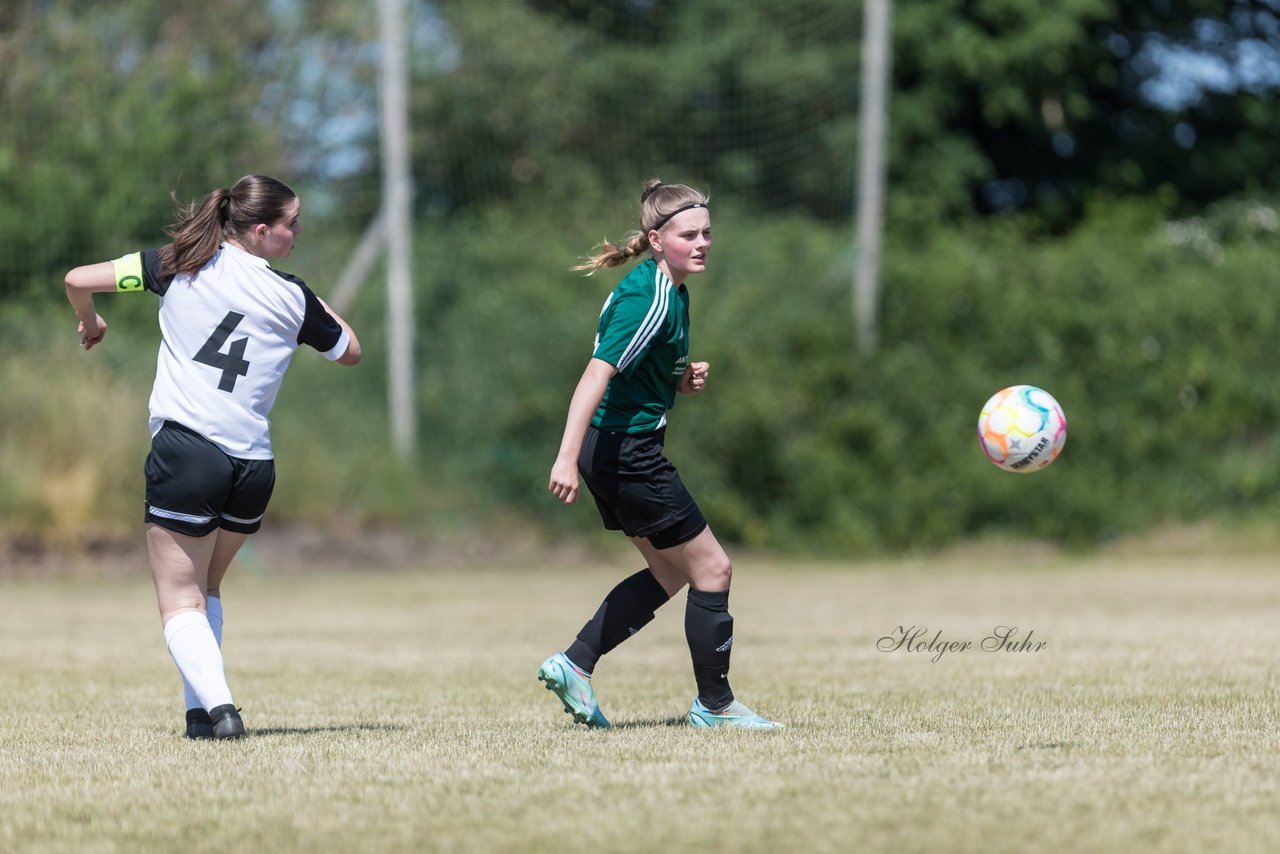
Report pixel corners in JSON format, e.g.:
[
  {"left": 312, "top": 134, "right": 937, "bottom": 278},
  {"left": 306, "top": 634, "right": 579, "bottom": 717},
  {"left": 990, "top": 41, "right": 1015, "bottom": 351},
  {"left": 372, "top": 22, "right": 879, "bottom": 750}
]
[{"left": 2, "top": 549, "right": 1279, "bottom": 853}]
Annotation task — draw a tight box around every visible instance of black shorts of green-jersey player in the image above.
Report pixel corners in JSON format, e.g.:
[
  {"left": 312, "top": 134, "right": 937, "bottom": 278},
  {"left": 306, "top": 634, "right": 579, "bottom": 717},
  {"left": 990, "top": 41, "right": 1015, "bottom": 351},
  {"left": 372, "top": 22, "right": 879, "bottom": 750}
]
[{"left": 579, "top": 424, "right": 707, "bottom": 549}]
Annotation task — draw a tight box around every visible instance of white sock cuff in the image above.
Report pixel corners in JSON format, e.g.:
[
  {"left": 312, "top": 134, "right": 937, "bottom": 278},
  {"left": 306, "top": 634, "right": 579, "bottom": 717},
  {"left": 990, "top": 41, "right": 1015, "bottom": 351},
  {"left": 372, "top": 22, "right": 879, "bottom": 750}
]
[{"left": 163, "top": 610, "right": 211, "bottom": 645}]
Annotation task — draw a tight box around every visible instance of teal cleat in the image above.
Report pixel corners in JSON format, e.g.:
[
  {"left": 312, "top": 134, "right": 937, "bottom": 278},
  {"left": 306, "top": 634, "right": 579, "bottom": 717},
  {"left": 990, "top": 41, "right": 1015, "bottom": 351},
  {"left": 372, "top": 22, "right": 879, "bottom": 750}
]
[
  {"left": 688, "top": 698, "right": 784, "bottom": 730},
  {"left": 537, "top": 653, "right": 611, "bottom": 729}
]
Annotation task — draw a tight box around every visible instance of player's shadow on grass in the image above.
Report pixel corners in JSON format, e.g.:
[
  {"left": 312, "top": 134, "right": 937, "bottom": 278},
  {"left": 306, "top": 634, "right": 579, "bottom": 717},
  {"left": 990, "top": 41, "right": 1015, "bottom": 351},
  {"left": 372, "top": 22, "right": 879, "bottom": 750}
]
[
  {"left": 249, "top": 723, "right": 411, "bottom": 737},
  {"left": 611, "top": 717, "right": 687, "bottom": 729}
]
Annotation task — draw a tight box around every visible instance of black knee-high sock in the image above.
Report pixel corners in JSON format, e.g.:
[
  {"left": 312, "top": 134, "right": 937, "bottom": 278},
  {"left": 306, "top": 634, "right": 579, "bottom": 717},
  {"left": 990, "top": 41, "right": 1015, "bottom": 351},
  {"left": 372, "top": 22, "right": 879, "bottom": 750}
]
[
  {"left": 685, "top": 588, "right": 735, "bottom": 710},
  {"left": 565, "top": 568, "right": 671, "bottom": 673}
]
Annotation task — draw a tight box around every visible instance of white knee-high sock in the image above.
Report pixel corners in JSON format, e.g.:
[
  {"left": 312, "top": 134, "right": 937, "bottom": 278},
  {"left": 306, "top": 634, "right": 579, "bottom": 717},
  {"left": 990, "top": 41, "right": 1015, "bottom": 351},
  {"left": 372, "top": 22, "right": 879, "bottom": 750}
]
[
  {"left": 165, "top": 610, "right": 233, "bottom": 712},
  {"left": 182, "top": 597, "right": 223, "bottom": 711}
]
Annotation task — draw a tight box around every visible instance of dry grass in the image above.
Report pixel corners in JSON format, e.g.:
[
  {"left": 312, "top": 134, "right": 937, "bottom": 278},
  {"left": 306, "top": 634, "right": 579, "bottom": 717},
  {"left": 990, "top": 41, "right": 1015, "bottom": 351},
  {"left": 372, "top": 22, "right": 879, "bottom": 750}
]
[{"left": 2, "top": 553, "right": 1279, "bottom": 853}]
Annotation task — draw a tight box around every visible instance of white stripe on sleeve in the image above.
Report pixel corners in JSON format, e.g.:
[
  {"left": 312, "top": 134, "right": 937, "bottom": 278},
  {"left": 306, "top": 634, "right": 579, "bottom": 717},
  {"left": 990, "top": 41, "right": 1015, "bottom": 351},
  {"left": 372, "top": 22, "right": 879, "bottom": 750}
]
[{"left": 617, "top": 270, "right": 671, "bottom": 372}]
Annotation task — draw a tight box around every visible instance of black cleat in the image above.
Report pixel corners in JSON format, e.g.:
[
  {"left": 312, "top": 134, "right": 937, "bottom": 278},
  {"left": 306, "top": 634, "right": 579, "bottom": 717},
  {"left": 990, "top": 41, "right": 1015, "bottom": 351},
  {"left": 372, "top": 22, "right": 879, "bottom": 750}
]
[
  {"left": 209, "top": 704, "right": 245, "bottom": 740},
  {"left": 185, "top": 708, "right": 214, "bottom": 739}
]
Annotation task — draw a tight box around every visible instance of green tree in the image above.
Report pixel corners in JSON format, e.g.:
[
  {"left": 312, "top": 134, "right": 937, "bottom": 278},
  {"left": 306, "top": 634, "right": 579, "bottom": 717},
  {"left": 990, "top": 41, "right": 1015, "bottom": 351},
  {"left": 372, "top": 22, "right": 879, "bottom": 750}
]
[
  {"left": 417, "top": 0, "right": 860, "bottom": 216},
  {"left": 413, "top": 0, "right": 1280, "bottom": 230},
  {"left": 0, "top": 1, "right": 285, "bottom": 298},
  {"left": 893, "top": 0, "right": 1280, "bottom": 228}
]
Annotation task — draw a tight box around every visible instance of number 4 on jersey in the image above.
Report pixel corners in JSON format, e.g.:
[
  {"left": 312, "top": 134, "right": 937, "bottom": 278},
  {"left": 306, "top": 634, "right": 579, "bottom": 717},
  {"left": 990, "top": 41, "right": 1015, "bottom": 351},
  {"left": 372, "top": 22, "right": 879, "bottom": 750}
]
[{"left": 194, "top": 311, "right": 251, "bottom": 392}]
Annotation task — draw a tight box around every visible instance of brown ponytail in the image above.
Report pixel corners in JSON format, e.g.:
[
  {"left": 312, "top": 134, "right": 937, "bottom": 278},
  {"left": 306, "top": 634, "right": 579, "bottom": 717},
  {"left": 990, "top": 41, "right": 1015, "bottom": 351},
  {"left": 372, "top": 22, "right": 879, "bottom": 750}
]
[
  {"left": 573, "top": 178, "right": 709, "bottom": 274},
  {"left": 156, "top": 175, "right": 297, "bottom": 278}
]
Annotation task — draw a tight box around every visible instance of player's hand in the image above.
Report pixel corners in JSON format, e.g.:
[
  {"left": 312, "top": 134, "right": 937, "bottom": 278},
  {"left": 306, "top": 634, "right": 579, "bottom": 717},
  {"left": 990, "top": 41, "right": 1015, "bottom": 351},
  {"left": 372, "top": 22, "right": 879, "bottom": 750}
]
[
  {"left": 78, "top": 316, "right": 107, "bottom": 350},
  {"left": 678, "top": 361, "right": 710, "bottom": 394},
  {"left": 549, "top": 457, "right": 580, "bottom": 504}
]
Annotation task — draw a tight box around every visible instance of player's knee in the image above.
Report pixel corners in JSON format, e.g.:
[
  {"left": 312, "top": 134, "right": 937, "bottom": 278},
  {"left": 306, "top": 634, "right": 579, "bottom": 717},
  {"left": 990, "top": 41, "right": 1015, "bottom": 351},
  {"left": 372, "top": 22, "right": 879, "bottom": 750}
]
[{"left": 703, "top": 554, "right": 732, "bottom": 591}]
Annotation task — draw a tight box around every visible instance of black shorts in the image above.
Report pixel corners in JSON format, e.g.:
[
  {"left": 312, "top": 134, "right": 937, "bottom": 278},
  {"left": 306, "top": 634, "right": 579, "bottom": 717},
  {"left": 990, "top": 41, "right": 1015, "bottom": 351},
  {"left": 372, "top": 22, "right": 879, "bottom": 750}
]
[
  {"left": 144, "top": 421, "right": 275, "bottom": 537},
  {"left": 578, "top": 425, "right": 707, "bottom": 549}
]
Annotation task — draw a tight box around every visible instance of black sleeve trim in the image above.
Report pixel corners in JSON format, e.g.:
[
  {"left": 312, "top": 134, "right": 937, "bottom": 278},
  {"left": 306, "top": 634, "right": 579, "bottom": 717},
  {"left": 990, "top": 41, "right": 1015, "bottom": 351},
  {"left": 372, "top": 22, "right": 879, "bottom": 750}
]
[
  {"left": 287, "top": 276, "right": 344, "bottom": 353},
  {"left": 140, "top": 247, "right": 174, "bottom": 296}
]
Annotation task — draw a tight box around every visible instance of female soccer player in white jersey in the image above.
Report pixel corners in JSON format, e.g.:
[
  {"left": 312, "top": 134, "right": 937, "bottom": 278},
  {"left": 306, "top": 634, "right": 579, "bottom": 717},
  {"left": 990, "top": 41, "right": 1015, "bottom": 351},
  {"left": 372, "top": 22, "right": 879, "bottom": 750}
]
[
  {"left": 64, "top": 175, "right": 361, "bottom": 739},
  {"left": 540, "top": 179, "right": 781, "bottom": 730}
]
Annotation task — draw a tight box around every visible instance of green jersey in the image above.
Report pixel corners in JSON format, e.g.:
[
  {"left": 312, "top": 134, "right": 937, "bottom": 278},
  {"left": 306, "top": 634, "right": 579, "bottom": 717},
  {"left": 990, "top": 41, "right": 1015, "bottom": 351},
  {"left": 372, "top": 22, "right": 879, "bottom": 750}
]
[{"left": 590, "top": 259, "right": 691, "bottom": 433}]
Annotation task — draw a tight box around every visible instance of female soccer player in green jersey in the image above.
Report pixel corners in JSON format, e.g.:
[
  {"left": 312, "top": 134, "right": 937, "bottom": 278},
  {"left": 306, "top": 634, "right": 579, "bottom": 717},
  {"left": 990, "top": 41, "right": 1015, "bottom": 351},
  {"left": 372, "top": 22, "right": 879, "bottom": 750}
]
[{"left": 540, "top": 179, "right": 782, "bottom": 730}]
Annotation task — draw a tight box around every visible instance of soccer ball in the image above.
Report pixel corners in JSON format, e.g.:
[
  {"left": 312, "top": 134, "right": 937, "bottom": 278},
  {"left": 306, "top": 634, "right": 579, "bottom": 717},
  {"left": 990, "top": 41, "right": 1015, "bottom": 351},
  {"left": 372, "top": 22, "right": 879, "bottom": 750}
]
[{"left": 977, "top": 385, "right": 1067, "bottom": 473}]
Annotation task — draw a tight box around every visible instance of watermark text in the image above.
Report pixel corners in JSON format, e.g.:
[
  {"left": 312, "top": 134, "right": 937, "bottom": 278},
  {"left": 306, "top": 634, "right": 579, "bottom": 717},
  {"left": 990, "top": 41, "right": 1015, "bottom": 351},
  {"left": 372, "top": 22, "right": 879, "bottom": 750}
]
[{"left": 876, "top": 625, "right": 1047, "bottom": 663}]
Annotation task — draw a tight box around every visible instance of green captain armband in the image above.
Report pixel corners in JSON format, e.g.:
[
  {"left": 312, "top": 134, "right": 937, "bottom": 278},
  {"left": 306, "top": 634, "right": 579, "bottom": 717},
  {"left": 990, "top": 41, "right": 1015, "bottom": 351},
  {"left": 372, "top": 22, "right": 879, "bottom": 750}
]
[{"left": 112, "top": 253, "right": 145, "bottom": 292}]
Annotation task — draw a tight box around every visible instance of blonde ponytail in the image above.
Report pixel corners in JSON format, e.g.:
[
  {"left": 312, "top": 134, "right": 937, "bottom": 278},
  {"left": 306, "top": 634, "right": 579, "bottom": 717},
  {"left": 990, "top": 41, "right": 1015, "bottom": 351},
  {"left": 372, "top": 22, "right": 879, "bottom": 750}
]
[{"left": 573, "top": 178, "right": 709, "bottom": 275}]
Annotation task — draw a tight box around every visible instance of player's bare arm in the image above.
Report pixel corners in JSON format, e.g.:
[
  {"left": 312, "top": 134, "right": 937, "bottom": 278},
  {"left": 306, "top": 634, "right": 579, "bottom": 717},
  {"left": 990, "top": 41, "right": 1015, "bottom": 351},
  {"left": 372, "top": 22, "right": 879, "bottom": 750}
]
[
  {"left": 549, "top": 358, "right": 617, "bottom": 504},
  {"left": 64, "top": 261, "right": 118, "bottom": 349}
]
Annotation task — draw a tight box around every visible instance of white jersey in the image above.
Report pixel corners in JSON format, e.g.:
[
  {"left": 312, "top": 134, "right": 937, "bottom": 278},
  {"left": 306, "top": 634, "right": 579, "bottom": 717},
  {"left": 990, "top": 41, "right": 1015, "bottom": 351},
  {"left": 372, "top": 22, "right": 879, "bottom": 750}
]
[{"left": 112, "top": 243, "right": 350, "bottom": 459}]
